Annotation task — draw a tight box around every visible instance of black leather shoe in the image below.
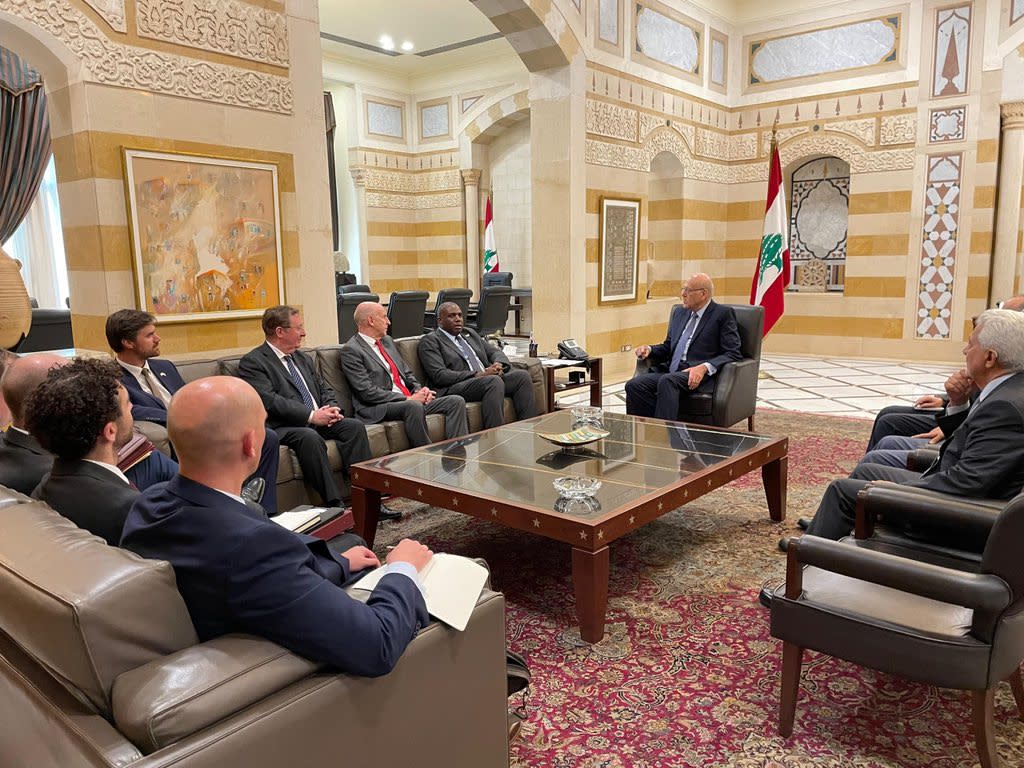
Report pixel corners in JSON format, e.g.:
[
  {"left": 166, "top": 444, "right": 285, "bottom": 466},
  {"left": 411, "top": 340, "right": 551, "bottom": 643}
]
[
  {"left": 778, "top": 537, "right": 790, "bottom": 552},
  {"left": 797, "top": 517, "right": 811, "bottom": 531},
  {"left": 378, "top": 503, "right": 401, "bottom": 521},
  {"left": 240, "top": 477, "right": 266, "bottom": 504},
  {"left": 758, "top": 580, "right": 782, "bottom": 609}
]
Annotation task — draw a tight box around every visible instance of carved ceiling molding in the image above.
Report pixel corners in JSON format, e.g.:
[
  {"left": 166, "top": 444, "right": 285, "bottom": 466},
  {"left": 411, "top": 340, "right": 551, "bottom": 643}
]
[
  {"left": 135, "top": 0, "right": 289, "bottom": 67},
  {"left": 0, "top": 0, "right": 293, "bottom": 114},
  {"left": 366, "top": 191, "right": 463, "bottom": 210},
  {"left": 585, "top": 99, "right": 638, "bottom": 143},
  {"left": 879, "top": 114, "right": 916, "bottom": 145},
  {"left": 82, "top": 0, "right": 125, "bottom": 32},
  {"left": 361, "top": 168, "right": 462, "bottom": 194}
]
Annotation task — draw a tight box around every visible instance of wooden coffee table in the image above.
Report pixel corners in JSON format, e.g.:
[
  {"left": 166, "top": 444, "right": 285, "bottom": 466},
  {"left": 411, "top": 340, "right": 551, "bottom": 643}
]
[{"left": 350, "top": 411, "right": 787, "bottom": 643}]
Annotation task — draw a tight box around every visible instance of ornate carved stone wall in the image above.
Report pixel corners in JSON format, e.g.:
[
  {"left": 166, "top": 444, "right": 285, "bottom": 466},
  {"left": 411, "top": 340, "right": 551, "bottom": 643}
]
[
  {"left": 0, "top": 0, "right": 293, "bottom": 114},
  {"left": 83, "top": 0, "right": 125, "bottom": 32},
  {"left": 135, "top": 0, "right": 289, "bottom": 67}
]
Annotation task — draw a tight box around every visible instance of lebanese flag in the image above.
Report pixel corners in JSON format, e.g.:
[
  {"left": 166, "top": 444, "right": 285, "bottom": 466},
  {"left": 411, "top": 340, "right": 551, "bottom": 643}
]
[
  {"left": 483, "top": 195, "right": 499, "bottom": 273},
  {"left": 749, "top": 142, "right": 791, "bottom": 335}
]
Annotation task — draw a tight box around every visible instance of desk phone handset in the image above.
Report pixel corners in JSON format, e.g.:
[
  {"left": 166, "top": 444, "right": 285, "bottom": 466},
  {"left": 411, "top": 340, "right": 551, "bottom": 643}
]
[{"left": 557, "top": 338, "right": 589, "bottom": 361}]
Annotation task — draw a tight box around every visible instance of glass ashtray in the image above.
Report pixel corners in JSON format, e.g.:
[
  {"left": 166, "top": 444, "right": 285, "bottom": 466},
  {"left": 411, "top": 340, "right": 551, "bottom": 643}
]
[
  {"left": 571, "top": 406, "right": 604, "bottom": 425},
  {"left": 554, "top": 495, "right": 602, "bottom": 515},
  {"left": 553, "top": 475, "right": 602, "bottom": 499}
]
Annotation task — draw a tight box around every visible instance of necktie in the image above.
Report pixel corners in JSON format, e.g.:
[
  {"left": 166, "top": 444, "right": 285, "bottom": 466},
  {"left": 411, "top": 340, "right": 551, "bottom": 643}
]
[
  {"left": 141, "top": 367, "right": 172, "bottom": 408},
  {"left": 284, "top": 355, "right": 316, "bottom": 410},
  {"left": 669, "top": 313, "right": 698, "bottom": 372},
  {"left": 376, "top": 340, "right": 412, "bottom": 396},
  {"left": 455, "top": 335, "right": 484, "bottom": 372}
]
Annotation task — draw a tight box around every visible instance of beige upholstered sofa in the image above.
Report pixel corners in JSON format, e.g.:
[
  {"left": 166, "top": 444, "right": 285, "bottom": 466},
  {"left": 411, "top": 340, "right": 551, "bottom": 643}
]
[
  {"left": 0, "top": 487, "right": 510, "bottom": 768},
  {"left": 146, "top": 338, "right": 546, "bottom": 509}
]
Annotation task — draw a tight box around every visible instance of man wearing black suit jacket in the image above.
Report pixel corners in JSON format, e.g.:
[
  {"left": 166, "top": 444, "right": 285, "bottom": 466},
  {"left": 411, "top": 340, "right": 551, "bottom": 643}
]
[
  {"left": 26, "top": 358, "right": 141, "bottom": 546},
  {"left": 107, "top": 309, "right": 281, "bottom": 513},
  {"left": 238, "top": 306, "right": 371, "bottom": 508},
  {"left": 121, "top": 376, "right": 432, "bottom": 676},
  {"left": 800, "top": 309, "right": 1024, "bottom": 543},
  {"left": 417, "top": 302, "right": 536, "bottom": 429},
  {"left": 625, "top": 273, "right": 742, "bottom": 420},
  {"left": 340, "top": 302, "right": 467, "bottom": 447}
]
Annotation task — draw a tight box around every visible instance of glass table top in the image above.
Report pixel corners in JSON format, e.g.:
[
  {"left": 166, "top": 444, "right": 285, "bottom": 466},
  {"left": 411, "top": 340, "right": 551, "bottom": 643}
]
[{"left": 357, "top": 411, "right": 779, "bottom": 520}]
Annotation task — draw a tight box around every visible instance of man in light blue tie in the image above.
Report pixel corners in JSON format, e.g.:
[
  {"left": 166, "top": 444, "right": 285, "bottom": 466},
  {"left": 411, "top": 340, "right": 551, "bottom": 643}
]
[{"left": 625, "top": 273, "right": 741, "bottom": 420}]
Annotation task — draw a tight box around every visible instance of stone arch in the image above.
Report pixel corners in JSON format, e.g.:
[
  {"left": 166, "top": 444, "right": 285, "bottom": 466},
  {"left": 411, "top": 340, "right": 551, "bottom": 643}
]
[
  {"left": 469, "top": 0, "right": 578, "bottom": 71},
  {"left": 463, "top": 90, "right": 530, "bottom": 143},
  {"left": 778, "top": 133, "right": 865, "bottom": 174},
  {"left": 639, "top": 126, "right": 696, "bottom": 174}
]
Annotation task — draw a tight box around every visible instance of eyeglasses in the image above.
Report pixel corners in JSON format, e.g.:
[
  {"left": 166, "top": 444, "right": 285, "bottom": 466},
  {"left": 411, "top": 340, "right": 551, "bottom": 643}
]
[{"left": 681, "top": 288, "right": 707, "bottom": 295}]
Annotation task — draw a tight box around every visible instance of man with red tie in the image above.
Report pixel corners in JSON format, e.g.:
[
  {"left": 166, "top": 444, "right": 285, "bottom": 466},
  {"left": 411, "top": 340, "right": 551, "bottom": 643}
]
[{"left": 339, "top": 301, "right": 467, "bottom": 448}]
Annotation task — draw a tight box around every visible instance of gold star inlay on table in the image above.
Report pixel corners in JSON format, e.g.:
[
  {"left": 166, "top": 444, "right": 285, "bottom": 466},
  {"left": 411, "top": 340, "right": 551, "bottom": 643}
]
[
  {"left": 490, "top": 508, "right": 498, "bottom": 516},
  {"left": 579, "top": 530, "right": 586, "bottom": 540},
  {"left": 417, "top": 489, "right": 423, "bottom": 497},
  {"left": 628, "top": 515, "right": 635, "bottom": 525},
  {"left": 452, "top": 497, "right": 459, "bottom": 507},
  {"left": 384, "top": 480, "right": 390, "bottom": 488},
  {"left": 658, "top": 502, "right": 663, "bottom": 511},
  {"left": 532, "top": 518, "right": 540, "bottom": 528},
  {"left": 706, "top": 479, "right": 712, "bottom": 488},
  {"left": 597, "top": 530, "right": 604, "bottom": 540}
]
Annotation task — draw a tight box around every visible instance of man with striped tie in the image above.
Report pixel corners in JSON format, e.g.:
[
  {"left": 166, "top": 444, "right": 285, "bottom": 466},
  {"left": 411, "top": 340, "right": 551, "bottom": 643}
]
[{"left": 238, "top": 306, "right": 371, "bottom": 510}]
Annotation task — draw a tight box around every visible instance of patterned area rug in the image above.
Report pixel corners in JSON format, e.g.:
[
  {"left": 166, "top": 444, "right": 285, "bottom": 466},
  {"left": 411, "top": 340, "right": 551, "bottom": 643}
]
[{"left": 373, "top": 410, "right": 1024, "bottom": 767}]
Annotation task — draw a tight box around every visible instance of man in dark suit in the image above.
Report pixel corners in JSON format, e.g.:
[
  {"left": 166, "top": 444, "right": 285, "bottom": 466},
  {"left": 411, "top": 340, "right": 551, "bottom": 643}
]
[
  {"left": 106, "top": 309, "right": 281, "bottom": 513},
  {"left": 417, "top": 301, "right": 536, "bottom": 429},
  {"left": 0, "top": 353, "right": 176, "bottom": 495},
  {"left": 121, "top": 376, "right": 433, "bottom": 676},
  {"left": 238, "top": 305, "right": 371, "bottom": 509},
  {"left": 340, "top": 301, "right": 467, "bottom": 447},
  {"left": 800, "top": 308, "right": 1024, "bottom": 543},
  {"left": 26, "top": 358, "right": 141, "bottom": 546},
  {"left": 625, "top": 273, "right": 742, "bottom": 420}
]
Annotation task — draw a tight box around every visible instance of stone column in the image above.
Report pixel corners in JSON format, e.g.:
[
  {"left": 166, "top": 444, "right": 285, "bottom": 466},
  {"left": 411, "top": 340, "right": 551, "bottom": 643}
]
[
  {"left": 992, "top": 102, "right": 1024, "bottom": 304},
  {"left": 349, "top": 168, "right": 370, "bottom": 284},
  {"left": 462, "top": 169, "right": 482, "bottom": 292}
]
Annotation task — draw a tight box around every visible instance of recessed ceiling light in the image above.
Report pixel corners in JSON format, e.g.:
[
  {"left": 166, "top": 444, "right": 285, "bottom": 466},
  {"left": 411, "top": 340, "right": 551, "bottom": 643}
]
[
  {"left": 401, "top": 41, "right": 414, "bottom": 51},
  {"left": 379, "top": 34, "right": 394, "bottom": 50}
]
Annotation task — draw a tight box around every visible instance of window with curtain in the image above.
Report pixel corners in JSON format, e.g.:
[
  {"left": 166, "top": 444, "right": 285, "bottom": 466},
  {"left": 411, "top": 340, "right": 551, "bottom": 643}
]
[
  {"left": 1, "top": 156, "right": 69, "bottom": 308},
  {"left": 788, "top": 156, "right": 849, "bottom": 292}
]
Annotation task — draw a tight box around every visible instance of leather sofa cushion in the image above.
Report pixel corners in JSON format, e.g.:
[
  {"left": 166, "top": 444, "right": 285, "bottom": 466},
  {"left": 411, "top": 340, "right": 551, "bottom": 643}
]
[
  {"left": 173, "top": 358, "right": 220, "bottom": 383},
  {"left": 0, "top": 502, "right": 197, "bottom": 717},
  {"left": 311, "top": 346, "right": 355, "bottom": 416},
  {"left": 111, "top": 634, "right": 321, "bottom": 753}
]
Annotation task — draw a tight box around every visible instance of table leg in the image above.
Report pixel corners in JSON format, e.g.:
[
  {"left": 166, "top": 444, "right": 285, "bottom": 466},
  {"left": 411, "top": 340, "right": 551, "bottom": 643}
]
[
  {"left": 352, "top": 485, "right": 381, "bottom": 547},
  {"left": 588, "top": 359, "right": 602, "bottom": 407},
  {"left": 572, "top": 545, "right": 610, "bottom": 643},
  {"left": 544, "top": 366, "right": 555, "bottom": 413},
  {"left": 762, "top": 455, "right": 788, "bottom": 522}
]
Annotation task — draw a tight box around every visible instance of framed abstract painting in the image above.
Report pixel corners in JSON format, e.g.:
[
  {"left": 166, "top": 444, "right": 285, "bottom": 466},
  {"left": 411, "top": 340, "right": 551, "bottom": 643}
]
[
  {"left": 123, "top": 149, "right": 284, "bottom": 322},
  {"left": 598, "top": 197, "right": 640, "bottom": 303}
]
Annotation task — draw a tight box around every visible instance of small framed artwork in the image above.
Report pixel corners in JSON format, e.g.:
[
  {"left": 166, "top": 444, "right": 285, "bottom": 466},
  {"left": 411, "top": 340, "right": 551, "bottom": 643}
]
[
  {"left": 598, "top": 197, "right": 640, "bottom": 303},
  {"left": 123, "top": 148, "right": 285, "bottom": 322}
]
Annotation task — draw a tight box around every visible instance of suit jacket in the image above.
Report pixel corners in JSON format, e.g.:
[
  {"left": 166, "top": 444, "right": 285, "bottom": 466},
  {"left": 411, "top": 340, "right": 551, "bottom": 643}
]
[
  {"left": 907, "top": 372, "right": 1024, "bottom": 499},
  {"left": 0, "top": 429, "right": 53, "bottom": 494},
  {"left": 119, "top": 358, "right": 187, "bottom": 425},
  {"left": 34, "top": 459, "right": 140, "bottom": 546},
  {"left": 340, "top": 334, "right": 423, "bottom": 424},
  {"left": 417, "top": 328, "right": 509, "bottom": 392},
  {"left": 238, "top": 343, "right": 341, "bottom": 430},
  {"left": 121, "top": 475, "right": 428, "bottom": 676},
  {"left": 647, "top": 301, "right": 742, "bottom": 392}
]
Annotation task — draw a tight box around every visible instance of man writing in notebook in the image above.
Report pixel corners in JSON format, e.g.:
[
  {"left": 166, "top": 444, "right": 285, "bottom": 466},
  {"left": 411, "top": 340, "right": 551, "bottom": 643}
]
[{"left": 121, "top": 376, "right": 432, "bottom": 676}]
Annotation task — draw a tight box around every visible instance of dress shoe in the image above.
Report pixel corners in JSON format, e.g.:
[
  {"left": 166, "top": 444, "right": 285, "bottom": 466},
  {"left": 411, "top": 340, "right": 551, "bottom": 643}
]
[
  {"left": 778, "top": 537, "right": 790, "bottom": 552},
  {"left": 797, "top": 517, "right": 811, "bottom": 531},
  {"left": 758, "top": 579, "right": 782, "bottom": 609},
  {"left": 507, "top": 710, "right": 525, "bottom": 743},
  {"left": 378, "top": 503, "right": 401, "bottom": 521},
  {"left": 240, "top": 477, "right": 266, "bottom": 504}
]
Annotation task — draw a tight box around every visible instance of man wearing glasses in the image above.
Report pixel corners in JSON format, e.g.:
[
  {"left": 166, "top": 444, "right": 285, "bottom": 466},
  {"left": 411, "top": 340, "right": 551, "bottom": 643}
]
[{"left": 625, "top": 273, "right": 741, "bottom": 420}]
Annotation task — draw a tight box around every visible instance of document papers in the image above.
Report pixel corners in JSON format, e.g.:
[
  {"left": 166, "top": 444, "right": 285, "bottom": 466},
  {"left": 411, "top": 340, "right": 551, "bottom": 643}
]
[
  {"left": 269, "top": 507, "right": 323, "bottom": 533},
  {"left": 353, "top": 553, "right": 488, "bottom": 631}
]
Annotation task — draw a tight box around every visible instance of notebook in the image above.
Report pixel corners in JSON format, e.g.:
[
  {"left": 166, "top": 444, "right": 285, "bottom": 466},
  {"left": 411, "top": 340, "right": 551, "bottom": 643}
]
[{"left": 269, "top": 506, "right": 323, "bottom": 533}]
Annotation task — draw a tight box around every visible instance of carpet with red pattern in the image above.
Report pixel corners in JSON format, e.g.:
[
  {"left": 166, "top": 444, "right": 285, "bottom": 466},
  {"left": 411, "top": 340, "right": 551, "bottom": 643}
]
[{"left": 374, "top": 409, "right": 1023, "bottom": 767}]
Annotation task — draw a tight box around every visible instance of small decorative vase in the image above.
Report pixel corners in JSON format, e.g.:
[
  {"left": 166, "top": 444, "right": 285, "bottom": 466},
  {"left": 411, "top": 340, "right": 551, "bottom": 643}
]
[{"left": 0, "top": 246, "right": 33, "bottom": 350}]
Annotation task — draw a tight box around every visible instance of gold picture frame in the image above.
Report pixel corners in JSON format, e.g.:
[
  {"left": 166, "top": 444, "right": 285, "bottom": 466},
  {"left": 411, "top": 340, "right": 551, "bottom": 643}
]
[
  {"left": 598, "top": 197, "right": 640, "bottom": 304},
  {"left": 123, "top": 148, "right": 285, "bottom": 323}
]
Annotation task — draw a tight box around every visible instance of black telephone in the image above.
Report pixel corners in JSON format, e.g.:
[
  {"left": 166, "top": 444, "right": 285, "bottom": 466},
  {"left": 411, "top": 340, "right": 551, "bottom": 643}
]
[{"left": 557, "top": 338, "right": 589, "bottom": 361}]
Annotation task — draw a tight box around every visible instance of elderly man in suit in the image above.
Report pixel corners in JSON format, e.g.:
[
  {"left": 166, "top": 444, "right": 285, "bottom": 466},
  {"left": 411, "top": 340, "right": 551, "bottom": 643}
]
[
  {"left": 121, "top": 375, "right": 433, "bottom": 676},
  {"left": 797, "top": 309, "right": 1024, "bottom": 546},
  {"left": 26, "top": 358, "right": 141, "bottom": 545},
  {"left": 417, "top": 301, "right": 536, "bottom": 429},
  {"left": 625, "top": 273, "right": 742, "bottom": 420},
  {"left": 237, "top": 306, "right": 371, "bottom": 510},
  {"left": 340, "top": 301, "right": 467, "bottom": 448},
  {"left": 107, "top": 308, "right": 281, "bottom": 513}
]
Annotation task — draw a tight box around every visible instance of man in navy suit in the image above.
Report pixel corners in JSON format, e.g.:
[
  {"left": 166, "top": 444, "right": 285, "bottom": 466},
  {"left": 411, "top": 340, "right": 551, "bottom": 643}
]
[
  {"left": 106, "top": 309, "right": 281, "bottom": 513},
  {"left": 625, "top": 273, "right": 742, "bottom": 420},
  {"left": 121, "top": 376, "right": 432, "bottom": 676}
]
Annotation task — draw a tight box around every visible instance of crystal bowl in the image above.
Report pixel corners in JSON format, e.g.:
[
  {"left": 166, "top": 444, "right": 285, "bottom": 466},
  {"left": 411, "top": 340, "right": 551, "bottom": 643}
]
[
  {"left": 570, "top": 405, "right": 604, "bottom": 425},
  {"left": 552, "top": 475, "right": 602, "bottom": 499}
]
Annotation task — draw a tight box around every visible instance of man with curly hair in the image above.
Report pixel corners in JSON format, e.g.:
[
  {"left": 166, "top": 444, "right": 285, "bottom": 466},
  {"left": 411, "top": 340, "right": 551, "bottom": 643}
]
[{"left": 26, "top": 358, "right": 140, "bottom": 545}]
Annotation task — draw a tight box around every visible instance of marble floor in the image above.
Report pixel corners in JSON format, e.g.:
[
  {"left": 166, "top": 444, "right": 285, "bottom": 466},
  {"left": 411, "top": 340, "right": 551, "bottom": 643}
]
[{"left": 553, "top": 354, "right": 960, "bottom": 421}]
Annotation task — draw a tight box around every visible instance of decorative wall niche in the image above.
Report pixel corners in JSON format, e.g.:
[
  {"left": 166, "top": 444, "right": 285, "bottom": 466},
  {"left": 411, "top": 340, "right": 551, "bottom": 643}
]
[
  {"left": 931, "top": 4, "right": 972, "bottom": 99},
  {"left": 788, "top": 157, "right": 849, "bottom": 293}
]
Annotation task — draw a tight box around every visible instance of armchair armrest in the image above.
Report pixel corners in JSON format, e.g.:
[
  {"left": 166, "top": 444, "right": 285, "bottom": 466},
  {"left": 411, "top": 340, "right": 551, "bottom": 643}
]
[
  {"left": 710, "top": 358, "right": 757, "bottom": 427},
  {"left": 786, "top": 537, "right": 1011, "bottom": 613},
  {"left": 854, "top": 481, "right": 1001, "bottom": 540},
  {"left": 133, "top": 419, "right": 172, "bottom": 458},
  {"left": 907, "top": 447, "right": 939, "bottom": 472}
]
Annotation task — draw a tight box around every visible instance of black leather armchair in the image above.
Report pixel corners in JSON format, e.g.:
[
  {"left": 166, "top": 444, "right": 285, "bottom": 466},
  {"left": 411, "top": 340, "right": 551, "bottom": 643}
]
[
  {"left": 769, "top": 492, "right": 1024, "bottom": 768},
  {"left": 339, "top": 283, "right": 371, "bottom": 295},
  {"left": 386, "top": 290, "right": 428, "bottom": 339},
  {"left": 424, "top": 288, "right": 473, "bottom": 331},
  {"left": 466, "top": 286, "right": 512, "bottom": 338},
  {"left": 632, "top": 303, "right": 764, "bottom": 430},
  {"left": 336, "top": 292, "right": 379, "bottom": 343},
  {"left": 482, "top": 271, "right": 513, "bottom": 288}
]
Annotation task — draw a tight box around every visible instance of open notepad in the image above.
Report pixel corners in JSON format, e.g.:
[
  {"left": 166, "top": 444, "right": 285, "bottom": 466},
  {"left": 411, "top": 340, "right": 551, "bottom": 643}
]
[
  {"left": 269, "top": 506, "right": 323, "bottom": 533},
  {"left": 352, "top": 553, "right": 488, "bottom": 631}
]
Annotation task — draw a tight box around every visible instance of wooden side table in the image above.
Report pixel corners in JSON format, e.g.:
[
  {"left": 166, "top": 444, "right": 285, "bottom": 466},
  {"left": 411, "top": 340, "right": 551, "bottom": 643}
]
[{"left": 543, "top": 357, "right": 602, "bottom": 413}]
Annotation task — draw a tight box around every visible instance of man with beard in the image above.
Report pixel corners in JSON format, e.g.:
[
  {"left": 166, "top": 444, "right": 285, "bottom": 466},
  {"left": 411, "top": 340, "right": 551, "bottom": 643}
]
[{"left": 26, "top": 358, "right": 141, "bottom": 545}]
